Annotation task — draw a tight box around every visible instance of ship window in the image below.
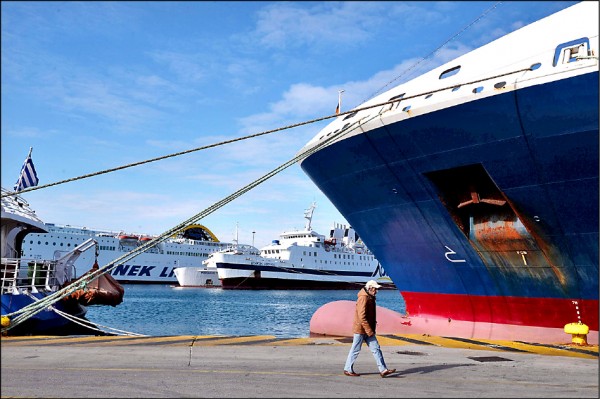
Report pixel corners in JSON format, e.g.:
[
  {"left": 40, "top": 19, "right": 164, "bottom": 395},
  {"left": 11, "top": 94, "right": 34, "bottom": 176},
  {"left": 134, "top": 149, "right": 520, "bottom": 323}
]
[
  {"left": 472, "top": 86, "right": 483, "bottom": 94},
  {"left": 425, "top": 93, "right": 433, "bottom": 99},
  {"left": 402, "top": 105, "right": 411, "bottom": 112},
  {"left": 529, "top": 63, "right": 541, "bottom": 71},
  {"left": 439, "top": 65, "right": 461, "bottom": 79},
  {"left": 451, "top": 85, "right": 461, "bottom": 92},
  {"left": 494, "top": 82, "right": 506, "bottom": 89},
  {"left": 343, "top": 111, "right": 358, "bottom": 120},
  {"left": 553, "top": 37, "right": 590, "bottom": 66},
  {"left": 388, "top": 93, "right": 405, "bottom": 108}
]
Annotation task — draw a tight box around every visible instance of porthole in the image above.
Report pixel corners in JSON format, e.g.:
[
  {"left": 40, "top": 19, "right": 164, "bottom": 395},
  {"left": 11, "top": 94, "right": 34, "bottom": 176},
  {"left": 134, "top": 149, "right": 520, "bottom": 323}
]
[
  {"left": 530, "top": 62, "right": 541, "bottom": 70},
  {"left": 388, "top": 93, "right": 405, "bottom": 101},
  {"left": 472, "top": 86, "right": 483, "bottom": 94},
  {"left": 343, "top": 111, "right": 358, "bottom": 120},
  {"left": 402, "top": 105, "right": 411, "bottom": 111},
  {"left": 439, "top": 65, "right": 461, "bottom": 79},
  {"left": 425, "top": 93, "right": 433, "bottom": 99},
  {"left": 451, "top": 86, "right": 461, "bottom": 92},
  {"left": 494, "top": 82, "right": 506, "bottom": 89}
]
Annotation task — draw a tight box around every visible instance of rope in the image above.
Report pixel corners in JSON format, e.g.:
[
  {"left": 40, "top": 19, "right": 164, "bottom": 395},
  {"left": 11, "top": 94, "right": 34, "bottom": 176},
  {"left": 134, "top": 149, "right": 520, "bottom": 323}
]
[
  {"left": 363, "top": 1, "right": 502, "bottom": 102},
  {"left": 15, "top": 291, "right": 144, "bottom": 336},
  {"left": 1, "top": 110, "right": 350, "bottom": 199},
  {"left": 2, "top": 63, "right": 536, "bottom": 333},
  {"left": 51, "top": 307, "right": 147, "bottom": 336},
  {"left": 2, "top": 114, "right": 363, "bottom": 331}
]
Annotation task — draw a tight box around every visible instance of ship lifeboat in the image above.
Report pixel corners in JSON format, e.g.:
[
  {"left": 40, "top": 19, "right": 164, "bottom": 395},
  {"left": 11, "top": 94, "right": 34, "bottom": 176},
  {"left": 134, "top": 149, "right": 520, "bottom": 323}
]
[
  {"left": 118, "top": 234, "right": 139, "bottom": 241},
  {"left": 139, "top": 236, "right": 153, "bottom": 242},
  {"left": 324, "top": 238, "right": 337, "bottom": 246}
]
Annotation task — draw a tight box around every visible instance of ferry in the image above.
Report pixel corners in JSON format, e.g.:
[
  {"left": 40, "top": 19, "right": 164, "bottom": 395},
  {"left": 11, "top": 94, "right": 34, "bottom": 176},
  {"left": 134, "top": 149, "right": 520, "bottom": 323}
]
[
  {"left": 173, "top": 266, "right": 221, "bottom": 288},
  {"left": 300, "top": 2, "right": 598, "bottom": 344},
  {"left": 198, "top": 202, "right": 394, "bottom": 289},
  {"left": 21, "top": 223, "right": 233, "bottom": 284}
]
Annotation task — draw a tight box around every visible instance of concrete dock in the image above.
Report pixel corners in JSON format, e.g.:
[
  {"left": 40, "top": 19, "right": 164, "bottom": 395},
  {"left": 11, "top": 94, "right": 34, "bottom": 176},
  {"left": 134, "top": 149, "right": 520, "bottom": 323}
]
[{"left": 1, "top": 334, "right": 598, "bottom": 398}]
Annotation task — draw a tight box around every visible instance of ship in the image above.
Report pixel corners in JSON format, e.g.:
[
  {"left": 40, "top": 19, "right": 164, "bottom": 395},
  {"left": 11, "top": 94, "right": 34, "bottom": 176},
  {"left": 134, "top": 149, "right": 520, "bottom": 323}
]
[
  {"left": 1, "top": 187, "right": 124, "bottom": 335},
  {"left": 299, "top": 2, "right": 598, "bottom": 344},
  {"left": 198, "top": 202, "right": 394, "bottom": 289},
  {"left": 22, "top": 223, "right": 234, "bottom": 284},
  {"left": 173, "top": 265, "right": 221, "bottom": 288}
]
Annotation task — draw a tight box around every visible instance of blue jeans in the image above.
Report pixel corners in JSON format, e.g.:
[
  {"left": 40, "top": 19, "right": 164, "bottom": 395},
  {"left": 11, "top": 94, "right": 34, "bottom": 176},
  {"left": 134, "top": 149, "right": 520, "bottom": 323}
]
[{"left": 344, "top": 333, "right": 388, "bottom": 373}]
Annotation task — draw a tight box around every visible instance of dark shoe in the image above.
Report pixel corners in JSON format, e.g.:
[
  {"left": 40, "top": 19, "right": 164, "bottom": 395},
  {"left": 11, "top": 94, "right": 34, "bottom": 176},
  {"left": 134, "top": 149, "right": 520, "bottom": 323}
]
[
  {"left": 344, "top": 370, "right": 360, "bottom": 377},
  {"left": 380, "top": 368, "right": 396, "bottom": 378}
]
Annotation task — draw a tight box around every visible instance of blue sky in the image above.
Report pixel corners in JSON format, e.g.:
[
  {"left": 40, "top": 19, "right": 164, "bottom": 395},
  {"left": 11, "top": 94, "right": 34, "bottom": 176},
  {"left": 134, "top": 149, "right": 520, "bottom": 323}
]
[{"left": 1, "top": 1, "right": 578, "bottom": 248}]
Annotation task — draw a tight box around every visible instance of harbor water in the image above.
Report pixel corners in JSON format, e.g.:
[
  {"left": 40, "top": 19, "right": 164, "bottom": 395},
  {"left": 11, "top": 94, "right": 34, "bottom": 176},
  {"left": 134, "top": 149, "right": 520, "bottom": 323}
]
[{"left": 85, "top": 284, "right": 406, "bottom": 337}]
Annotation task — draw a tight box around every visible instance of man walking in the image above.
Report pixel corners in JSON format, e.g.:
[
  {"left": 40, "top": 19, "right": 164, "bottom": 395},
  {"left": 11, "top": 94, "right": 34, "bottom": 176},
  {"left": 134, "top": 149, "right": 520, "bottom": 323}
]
[{"left": 343, "top": 280, "right": 396, "bottom": 377}]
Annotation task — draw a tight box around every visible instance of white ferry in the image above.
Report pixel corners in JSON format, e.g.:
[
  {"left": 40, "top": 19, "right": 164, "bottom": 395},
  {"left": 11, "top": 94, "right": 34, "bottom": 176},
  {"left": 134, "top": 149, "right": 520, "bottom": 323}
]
[
  {"left": 172, "top": 266, "right": 221, "bottom": 288},
  {"left": 21, "top": 223, "right": 232, "bottom": 284},
  {"left": 197, "top": 203, "right": 394, "bottom": 289}
]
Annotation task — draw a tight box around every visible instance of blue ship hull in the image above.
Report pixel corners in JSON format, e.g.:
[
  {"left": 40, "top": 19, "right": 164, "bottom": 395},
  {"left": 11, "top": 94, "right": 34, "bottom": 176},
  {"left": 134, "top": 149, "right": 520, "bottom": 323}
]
[
  {"left": 1, "top": 292, "right": 95, "bottom": 336},
  {"left": 301, "top": 70, "right": 598, "bottom": 339}
]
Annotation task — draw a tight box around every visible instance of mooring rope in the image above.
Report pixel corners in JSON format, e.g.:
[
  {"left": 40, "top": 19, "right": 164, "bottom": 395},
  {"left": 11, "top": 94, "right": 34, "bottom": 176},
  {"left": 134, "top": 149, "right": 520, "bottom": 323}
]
[
  {"left": 0, "top": 109, "right": 350, "bottom": 199},
  {"left": 2, "top": 111, "right": 365, "bottom": 331},
  {"left": 363, "top": 1, "right": 502, "bottom": 102},
  {"left": 2, "top": 63, "right": 535, "bottom": 333},
  {"left": 51, "top": 306, "right": 147, "bottom": 336}
]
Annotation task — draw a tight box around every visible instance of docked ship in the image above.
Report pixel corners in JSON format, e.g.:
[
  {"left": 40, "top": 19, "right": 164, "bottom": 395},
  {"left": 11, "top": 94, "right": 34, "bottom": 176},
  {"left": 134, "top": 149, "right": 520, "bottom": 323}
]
[
  {"left": 22, "top": 223, "right": 233, "bottom": 284},
  {"left": 199, "top": 202, "right": 394, "bottom": 289},
  {"left": 1, "top": 187, "right": 124, "bottom": 335},
  {"left": 173, "top": 264, "right": 221, "bottom": 288},
  {"left": 300, "top": 2, "right": 598, "bottom": 344}
]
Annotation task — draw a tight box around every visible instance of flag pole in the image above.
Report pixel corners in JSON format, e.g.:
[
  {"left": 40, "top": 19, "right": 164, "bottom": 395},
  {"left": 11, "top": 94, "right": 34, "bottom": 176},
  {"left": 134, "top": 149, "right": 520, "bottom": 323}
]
[{"left": 337, "top": 89, "right": 345, "bottom": 115}]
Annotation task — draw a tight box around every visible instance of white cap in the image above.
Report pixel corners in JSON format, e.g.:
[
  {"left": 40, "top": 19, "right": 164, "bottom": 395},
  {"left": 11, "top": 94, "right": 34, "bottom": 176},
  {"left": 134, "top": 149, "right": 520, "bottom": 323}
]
[{"left": 365, "top": 280, "right": 382, "bottom": 289}]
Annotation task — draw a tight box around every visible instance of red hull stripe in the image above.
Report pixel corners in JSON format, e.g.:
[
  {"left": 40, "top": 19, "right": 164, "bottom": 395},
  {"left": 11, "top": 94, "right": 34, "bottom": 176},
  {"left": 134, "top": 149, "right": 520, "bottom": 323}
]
[{"left": 402, "top": 292, "right": 599, "bottom": 330}]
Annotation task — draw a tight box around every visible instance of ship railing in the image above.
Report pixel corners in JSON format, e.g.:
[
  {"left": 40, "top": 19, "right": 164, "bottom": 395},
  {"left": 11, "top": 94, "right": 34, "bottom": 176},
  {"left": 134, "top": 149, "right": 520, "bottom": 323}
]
[{"left": 1, "top": 257, "right": 58, "bottom": 295}]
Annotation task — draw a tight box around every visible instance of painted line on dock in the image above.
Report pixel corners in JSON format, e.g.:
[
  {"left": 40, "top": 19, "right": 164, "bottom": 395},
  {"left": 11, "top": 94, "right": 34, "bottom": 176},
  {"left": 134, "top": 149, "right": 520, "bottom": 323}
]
[
  {"left": 381, "top": 334, "right": 598, "bottom": 359},
  {"left": 1, "top": 334, "right": 597, "bottom": 358},
  {"left": 191, "top": 335, "right": 278, "bottom": 346}
]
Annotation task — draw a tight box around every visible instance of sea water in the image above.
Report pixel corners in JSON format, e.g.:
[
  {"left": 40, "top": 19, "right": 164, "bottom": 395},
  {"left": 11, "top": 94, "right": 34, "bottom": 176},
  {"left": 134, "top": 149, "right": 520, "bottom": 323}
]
[{"left": 85, "top": 284, "right": 406, "bottom": 337}]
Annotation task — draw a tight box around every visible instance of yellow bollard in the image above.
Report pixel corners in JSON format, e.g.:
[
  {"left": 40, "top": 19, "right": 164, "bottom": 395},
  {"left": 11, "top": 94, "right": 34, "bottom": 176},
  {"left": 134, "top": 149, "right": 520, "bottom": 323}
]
[
  {"left": 1, "top": 315, "right": 10, "bottom": 328},
  {"left": 564, "top": 322, "right": 589, "bottom": 345}
]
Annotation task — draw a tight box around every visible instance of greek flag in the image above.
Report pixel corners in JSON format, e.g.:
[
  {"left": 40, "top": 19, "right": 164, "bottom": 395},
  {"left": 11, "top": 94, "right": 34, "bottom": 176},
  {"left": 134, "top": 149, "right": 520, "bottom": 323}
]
[{"left": 14, "top": 148, "right": 39, "bottom": 192}]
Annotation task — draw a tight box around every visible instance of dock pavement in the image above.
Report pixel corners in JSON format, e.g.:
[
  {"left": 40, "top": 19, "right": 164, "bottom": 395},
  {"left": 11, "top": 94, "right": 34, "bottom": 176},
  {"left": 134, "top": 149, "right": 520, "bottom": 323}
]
[{"left": 1, "top": 334, "right": 598, "bottom": 398}]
